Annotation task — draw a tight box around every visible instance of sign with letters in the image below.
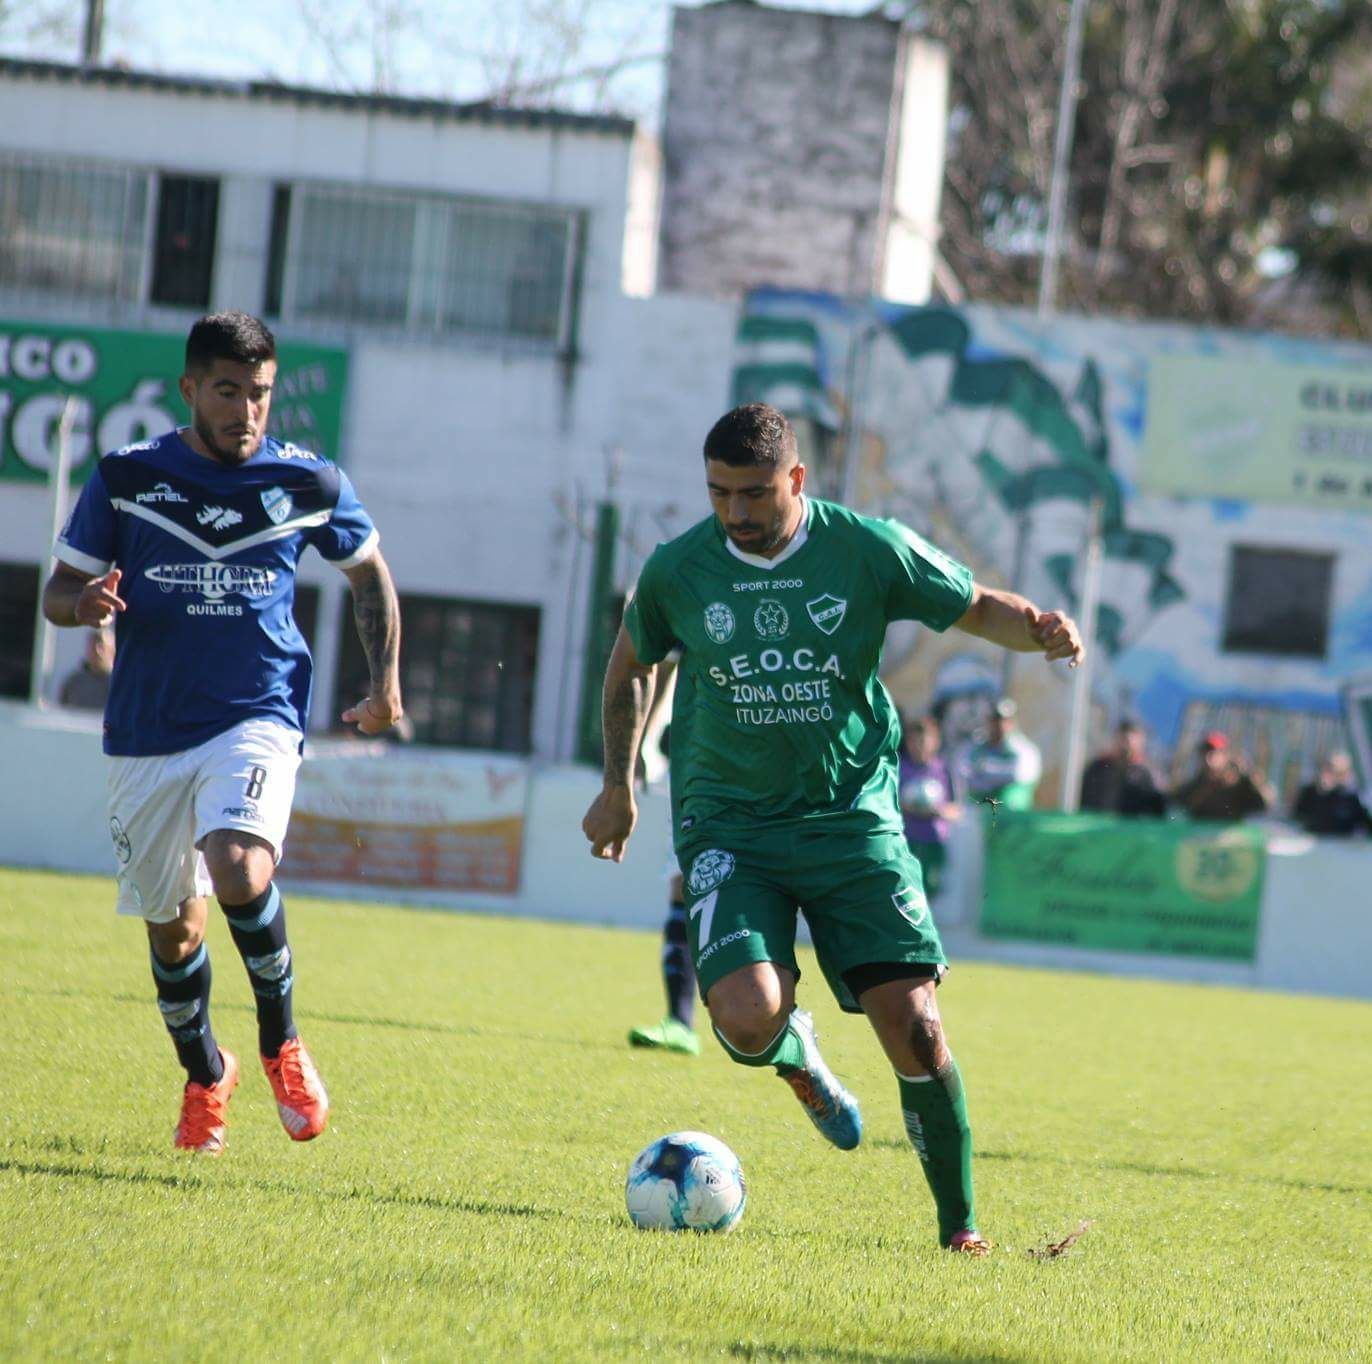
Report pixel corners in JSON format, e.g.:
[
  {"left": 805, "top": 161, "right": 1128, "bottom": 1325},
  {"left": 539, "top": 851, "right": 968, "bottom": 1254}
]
[
  {"left": 1142, "top": 354, "right": 1372, "bottom": 512},
  {"left": 981, "top": 810, "right": 1266, "bottom": 962},
  {"left": 284, "top": 745, "right": 529, "bottom": 895},
  {"left": 0, "top": 318, "right": 348, "bottom": 483}
]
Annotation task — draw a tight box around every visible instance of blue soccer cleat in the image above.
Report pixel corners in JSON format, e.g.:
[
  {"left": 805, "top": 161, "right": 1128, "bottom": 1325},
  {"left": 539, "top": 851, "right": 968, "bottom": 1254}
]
[{"left": 782, "top": 1009, "right": 862, "bottom": 1150}]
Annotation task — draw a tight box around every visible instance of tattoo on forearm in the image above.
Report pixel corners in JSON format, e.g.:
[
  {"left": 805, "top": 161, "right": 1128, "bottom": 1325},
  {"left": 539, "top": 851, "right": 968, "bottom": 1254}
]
[
  {"left": 351, "top": 561, "right": 400, "bottom": 685},
  {"left": 602, "top": 670, "right": 651, "bottom": 784}
]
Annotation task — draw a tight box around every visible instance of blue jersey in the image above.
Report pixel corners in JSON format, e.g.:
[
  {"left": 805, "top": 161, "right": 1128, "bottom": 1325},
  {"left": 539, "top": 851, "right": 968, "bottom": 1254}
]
[{"left": 55, "top": 430, "right": 378, "bottom": 756}]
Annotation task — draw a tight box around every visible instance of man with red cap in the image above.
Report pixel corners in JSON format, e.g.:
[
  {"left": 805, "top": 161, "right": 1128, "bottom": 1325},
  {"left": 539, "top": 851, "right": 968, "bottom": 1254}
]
[{"left": 1171, "top": 732, "right": 1272, "bottom": 821}]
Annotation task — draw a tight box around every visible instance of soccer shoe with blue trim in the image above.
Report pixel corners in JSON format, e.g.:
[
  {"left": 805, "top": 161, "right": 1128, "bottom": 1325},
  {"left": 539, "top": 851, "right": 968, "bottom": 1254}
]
[
  {"left": 262, "top": 1037, "right": 329, "bottom": 1141},
  {"left": 628, "top": 1017, "right": 701, "bottom": 1055},
  {"left": 782, "top": 1009, "right": 862, "bottom": 1151},
  {"left": 174, "top": 1049, "right": 239, "bottom": 1155}
]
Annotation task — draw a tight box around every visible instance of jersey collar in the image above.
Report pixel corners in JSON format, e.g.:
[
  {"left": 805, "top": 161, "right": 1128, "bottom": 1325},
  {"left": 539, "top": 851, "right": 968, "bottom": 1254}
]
[{"left": 723, "top": 496, "right": 812, "bottom": 570}]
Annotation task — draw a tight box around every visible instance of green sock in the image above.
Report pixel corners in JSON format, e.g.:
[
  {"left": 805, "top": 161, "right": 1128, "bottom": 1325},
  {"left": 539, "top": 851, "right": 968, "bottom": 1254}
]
[
  {"left": 898, "top": 1059, "right": 976, "bottom": 1243},
  {"left": 713, "top": 1014, "right": 807, "bottom": 1074}
]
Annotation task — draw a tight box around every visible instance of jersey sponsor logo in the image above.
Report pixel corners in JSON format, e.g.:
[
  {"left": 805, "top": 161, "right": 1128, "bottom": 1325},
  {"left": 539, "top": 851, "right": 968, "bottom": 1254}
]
[
  {"left": 276, "top": 442, "right": 320, "bottom": 461},
  {"left": 698, "top": 926, "right": 751, "bottom": 966},
  {"left": 196, "top": 504, "right": 244, "bottom": 532},
  {"left": 221, "top": 804, "right": 266, "bottom": 823},
  {"left": 806, "top": 594, "right": 847, "bottom": 635},
  {"left": 708, "top": 648, "right": 843, "bottom": 685},
  {"left": 733, "top": 578, "right": 803, "bottom": 592},
  {"left": 686, "top": 848, "right": 735, "bottom": 896},
  {"left": 134, "top": 482, "right": 189, "bottom": 506},
  {"left": 109, "top": 817, "right": 132, "bottom": 865},
  {"left": 260, "top": 486, "right": 294, "bottom": 525},
  {"left": 146, "top": 562, "right": 278, "bottom": 601},
  {"left": 752, "top": 598, "right": 789, "bottom": 640},
  {"left": 704, "top": 602, "right": 736, "bottom": 644}
]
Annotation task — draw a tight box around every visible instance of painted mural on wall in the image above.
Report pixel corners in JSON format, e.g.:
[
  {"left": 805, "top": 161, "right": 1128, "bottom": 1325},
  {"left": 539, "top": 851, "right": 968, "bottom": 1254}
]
[{"left": 731, "top": 288, "right": 1372, "bottom": 804}]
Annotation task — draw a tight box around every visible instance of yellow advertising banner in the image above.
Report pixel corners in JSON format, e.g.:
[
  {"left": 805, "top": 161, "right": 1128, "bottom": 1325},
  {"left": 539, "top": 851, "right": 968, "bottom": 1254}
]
[{"left": 1142, "top": 354, "right": 1372, "bottom": 511}]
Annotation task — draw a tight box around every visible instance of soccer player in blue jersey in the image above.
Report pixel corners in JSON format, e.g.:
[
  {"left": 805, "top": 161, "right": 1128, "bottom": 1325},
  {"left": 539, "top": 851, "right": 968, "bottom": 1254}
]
[{"left": 41, "top": 311, "right": 404, "bottom": 1155}]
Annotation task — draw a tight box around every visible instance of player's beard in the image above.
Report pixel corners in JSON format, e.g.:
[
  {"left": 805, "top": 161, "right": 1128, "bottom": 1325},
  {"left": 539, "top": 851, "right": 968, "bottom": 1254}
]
[
  {"left": 193, "top": 412, "right": 262, "bottom": 467},
  {"left": 726, "top": 500, "right": 795, "bottom": 555}
]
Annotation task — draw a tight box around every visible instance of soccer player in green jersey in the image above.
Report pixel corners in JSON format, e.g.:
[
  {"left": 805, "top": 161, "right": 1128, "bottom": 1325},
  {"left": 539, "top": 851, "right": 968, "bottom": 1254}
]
[{"left": 582, "top": 404, "right": 1083, "bottom": 1254}]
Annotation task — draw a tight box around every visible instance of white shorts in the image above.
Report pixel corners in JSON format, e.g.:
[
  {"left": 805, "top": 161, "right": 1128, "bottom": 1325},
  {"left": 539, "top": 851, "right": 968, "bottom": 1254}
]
[{"left": 106, "top": 718, "right": 302, "bottom": 923}]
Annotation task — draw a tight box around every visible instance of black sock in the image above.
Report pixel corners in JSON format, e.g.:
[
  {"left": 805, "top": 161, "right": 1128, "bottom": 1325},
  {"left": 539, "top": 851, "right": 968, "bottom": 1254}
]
[
  {"left": 221, "top": 883, "right": 297, "bottom": 1059},
  {"left": 150, "top": 943, "right": 222, "bottom": 1087},
  {"left": 663, "top": 898, "right": 696, "bottom": 1028}
]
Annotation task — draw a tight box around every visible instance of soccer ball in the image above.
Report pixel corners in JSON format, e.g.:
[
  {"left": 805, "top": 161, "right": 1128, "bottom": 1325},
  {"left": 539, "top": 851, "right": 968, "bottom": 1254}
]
[{"left": 625, "top": 1131, "right": 746, "bottom": 1233}]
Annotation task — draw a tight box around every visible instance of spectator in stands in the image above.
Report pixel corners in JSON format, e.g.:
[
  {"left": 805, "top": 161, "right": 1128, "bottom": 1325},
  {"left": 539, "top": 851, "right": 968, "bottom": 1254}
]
[
  {"left": 1079, "top": 719, "right": 1166, "bottom": 816},
  {"left": 58, "top": 624, "right": 114, "bottom": 711},
  {"left": 1171, "top": 732, "right": 1272, "bottom": 821},
  {"left": 898, "top": 714, "right": 961, "bottom": 901},
  {"left": 1292, "top": 752, "right": 1372, "bottom": 837},
  {"left": 960, "top": 697, "right": 1041, "bottom": 811}
]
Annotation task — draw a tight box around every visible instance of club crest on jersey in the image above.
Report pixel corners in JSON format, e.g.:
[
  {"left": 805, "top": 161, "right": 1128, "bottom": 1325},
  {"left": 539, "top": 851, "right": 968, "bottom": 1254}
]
[
  {"left": 261, "top": 486, "right": 293, "bottom": 525},
  {"left": 806, "top": 594, "right": 847, "bottom": 635},
  {"left": 687, "top": 849, "right": 735, "bottom": 896},
  {"left": 752, "top": 598, "right": 789, "bottom": 640},
  {"left": 704, "top": 602, "right": 736, "bottom": 643},
  {"left": 109, "top": 817, "right": 132, "bottom": 865}
]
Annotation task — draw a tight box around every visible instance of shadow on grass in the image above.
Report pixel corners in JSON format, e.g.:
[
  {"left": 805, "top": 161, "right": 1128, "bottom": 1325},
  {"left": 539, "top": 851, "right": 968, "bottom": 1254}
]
[
  {"left": 0, "top": 1156, "right": 558, "bottom": 1220},
  {"left": 6, "top": 984, "right": 629, "bottom": 1053},
  {"left": 721, "top": 1342, "right": 1012, "bottom": 1364},
  {"left": 864, "top": 1138, "right": 1370, "bottom": 1198}
]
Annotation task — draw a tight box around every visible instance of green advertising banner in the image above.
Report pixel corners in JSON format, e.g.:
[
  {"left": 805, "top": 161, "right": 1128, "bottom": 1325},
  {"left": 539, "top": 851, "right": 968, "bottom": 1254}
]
[
  {"left": 981, "top": 811, "right": 1266, "bottom": 962},
  {"left": 1141, "top": 353, "right": 1372, "bottom": 512},
  {"left": 0, "top": 319, "right": 348, "bottom": 483}
]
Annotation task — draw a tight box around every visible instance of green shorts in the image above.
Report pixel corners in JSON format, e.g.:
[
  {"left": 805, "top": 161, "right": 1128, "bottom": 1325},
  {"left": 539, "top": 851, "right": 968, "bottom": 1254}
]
[{"left": 679, "top": 821, "right": 947, "bottom": 1014}]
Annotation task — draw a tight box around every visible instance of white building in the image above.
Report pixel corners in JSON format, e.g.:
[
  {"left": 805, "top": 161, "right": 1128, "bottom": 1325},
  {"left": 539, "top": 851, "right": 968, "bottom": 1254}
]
[{"left": 0, "top": 55, "right": 733, "bottom": 761}]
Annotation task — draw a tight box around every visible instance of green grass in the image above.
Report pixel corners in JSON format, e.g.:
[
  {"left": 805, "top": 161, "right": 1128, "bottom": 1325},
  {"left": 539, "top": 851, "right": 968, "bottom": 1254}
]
[{"left": 1, "top": 866, "right": 1369, "bottom": 1363}]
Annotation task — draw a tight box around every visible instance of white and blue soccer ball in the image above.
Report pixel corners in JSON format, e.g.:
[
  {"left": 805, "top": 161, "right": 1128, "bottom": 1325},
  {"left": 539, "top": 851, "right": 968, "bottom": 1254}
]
[{"left": 625, "top": 1131, "right": 746, "bottom": 1233}]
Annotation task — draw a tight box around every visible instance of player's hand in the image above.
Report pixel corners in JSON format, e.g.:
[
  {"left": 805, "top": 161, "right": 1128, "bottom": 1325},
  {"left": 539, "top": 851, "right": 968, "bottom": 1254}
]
[
  {"left": 582, "top": 784, "right": 637, "bottom": 862},
  {"left": 76, "top": 569, "right": 126, "bottom": 626},
  {"left": 1025, "top": 606, "right": 1084, "bottom": 667},
  {"left": 341, "top": 687, "right": 404, "bottom": 735}
]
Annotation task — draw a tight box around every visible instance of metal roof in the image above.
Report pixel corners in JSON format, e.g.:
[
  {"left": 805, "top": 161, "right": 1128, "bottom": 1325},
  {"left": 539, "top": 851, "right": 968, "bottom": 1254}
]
[{"left": 0, "top": 55, "right": 637, "bottom": 137}]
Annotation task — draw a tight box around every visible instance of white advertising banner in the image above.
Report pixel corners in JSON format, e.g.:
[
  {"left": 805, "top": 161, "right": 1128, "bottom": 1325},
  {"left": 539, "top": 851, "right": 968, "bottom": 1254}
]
[{"left": 284, "top": 744, "right": 529, "bottom": 895}]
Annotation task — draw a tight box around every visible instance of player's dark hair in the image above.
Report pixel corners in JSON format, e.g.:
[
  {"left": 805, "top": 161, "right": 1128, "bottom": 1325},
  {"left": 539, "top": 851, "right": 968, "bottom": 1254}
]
[
  {"left": 185, "top": 311, "right": 276, "bottom": 375},
  {"left": 703, "top": 403, "right": 798, "bottom": 468}
]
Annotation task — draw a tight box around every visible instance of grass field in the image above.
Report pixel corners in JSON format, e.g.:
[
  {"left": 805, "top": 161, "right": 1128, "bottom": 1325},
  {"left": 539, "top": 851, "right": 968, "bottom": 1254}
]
[{"left": 2, "top": 866, "right": 1369, "bottom": 1363}]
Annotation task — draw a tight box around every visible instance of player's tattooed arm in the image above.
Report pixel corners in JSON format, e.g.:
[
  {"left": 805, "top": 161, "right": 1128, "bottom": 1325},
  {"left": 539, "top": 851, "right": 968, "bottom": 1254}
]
[
  {"left": 340, "top": 551, "right": 404, "bottom": 735},
  {"left": 582, "top": 627, "right": 656, "bottom": 861},
  {"left": 954, "top": 583, "right": 1085, "bottom": 667}
]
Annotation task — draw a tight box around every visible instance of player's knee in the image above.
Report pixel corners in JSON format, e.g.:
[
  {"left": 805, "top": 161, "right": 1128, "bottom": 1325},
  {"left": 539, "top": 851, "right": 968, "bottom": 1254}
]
[
  {"left": 146, "top": 916, "right": 202, "bottom": 962},
  {"left": 202, "top": 831, "right": 273, "bottom": 903},
  {"left": 908, "top": 1010, "right": 950, "bottom": 1075},
  {"left": 706, "top": 993, "right": 788, "bottom": 1056}
]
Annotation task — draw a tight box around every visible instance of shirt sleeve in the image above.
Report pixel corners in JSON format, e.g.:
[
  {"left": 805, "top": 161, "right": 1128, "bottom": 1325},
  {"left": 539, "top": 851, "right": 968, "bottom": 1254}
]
[
  {"left": 54, "top": 465, "right": 117, "bottom": 575},
  {"left": 310, "top": 469, "right": 379, "bottom": 568},
  {"left": 872, "top": 518, "right": 975, "bottom": 630},
  {"left": 622, "top": 551, "right": 679, "bottom": 665}
]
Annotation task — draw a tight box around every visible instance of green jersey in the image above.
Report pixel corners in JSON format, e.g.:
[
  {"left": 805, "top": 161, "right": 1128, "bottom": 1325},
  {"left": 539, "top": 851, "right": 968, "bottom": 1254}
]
[{"left": 624, "top": 497, "right": 974, "bottom": 846}]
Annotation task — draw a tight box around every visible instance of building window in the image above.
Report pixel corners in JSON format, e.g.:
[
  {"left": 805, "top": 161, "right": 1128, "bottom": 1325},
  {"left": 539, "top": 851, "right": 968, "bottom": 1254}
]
[
  {"left": 0, "top": 561, "right": 39, "bottom": 699},
  {"left": 0, "top": 156, "right": 150, "bottom": 302},
  {"left": 150, "top": 174, "right": 219, "bottom": 308},
  {"left": 334, "top": 593, "right": 540, "bottom": 752},
  {"left": 268, "top": 183, "right": 581, "bottom": 345},
  {"left": 1222, "top": 545, "right": 1334, "bottom": 660}
]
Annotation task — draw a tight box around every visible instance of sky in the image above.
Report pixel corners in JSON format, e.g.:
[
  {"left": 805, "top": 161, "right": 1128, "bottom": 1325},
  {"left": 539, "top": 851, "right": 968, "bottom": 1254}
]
[{"left": 3, "top": 0, "right": 889, "bottom": 127}]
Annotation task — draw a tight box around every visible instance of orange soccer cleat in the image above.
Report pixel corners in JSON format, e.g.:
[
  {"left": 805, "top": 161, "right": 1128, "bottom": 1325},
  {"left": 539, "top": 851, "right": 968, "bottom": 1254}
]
[
  {"left": 262, "top": 1037, "right": 329, "bottom": 1141},
  {"left": 174, "top": 1049, "right": 240, "bottom": 1155}
]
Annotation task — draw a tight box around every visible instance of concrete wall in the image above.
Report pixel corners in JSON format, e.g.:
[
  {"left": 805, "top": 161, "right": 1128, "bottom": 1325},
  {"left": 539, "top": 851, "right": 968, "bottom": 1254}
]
[
  {"left": 658, "top": 2, "right": 944, "bottom": 301},
  {"left": 2, "top": 703, "right": 1368, "bottom": 1001}
]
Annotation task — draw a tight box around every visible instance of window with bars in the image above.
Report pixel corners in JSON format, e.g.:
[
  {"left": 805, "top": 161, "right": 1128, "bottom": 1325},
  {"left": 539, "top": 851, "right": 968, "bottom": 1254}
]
[
  {"left": 334, "top": 592, "right": 541, "bottom": 752},
  {"left": 0, "top": 156, "right": 151, "bottom": 302},
  {"left": 0, "top": 561, "right": 39, "bottom": 699},
  {"left": 268, "top": 183, "right": 581, "bottom": 345}
]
